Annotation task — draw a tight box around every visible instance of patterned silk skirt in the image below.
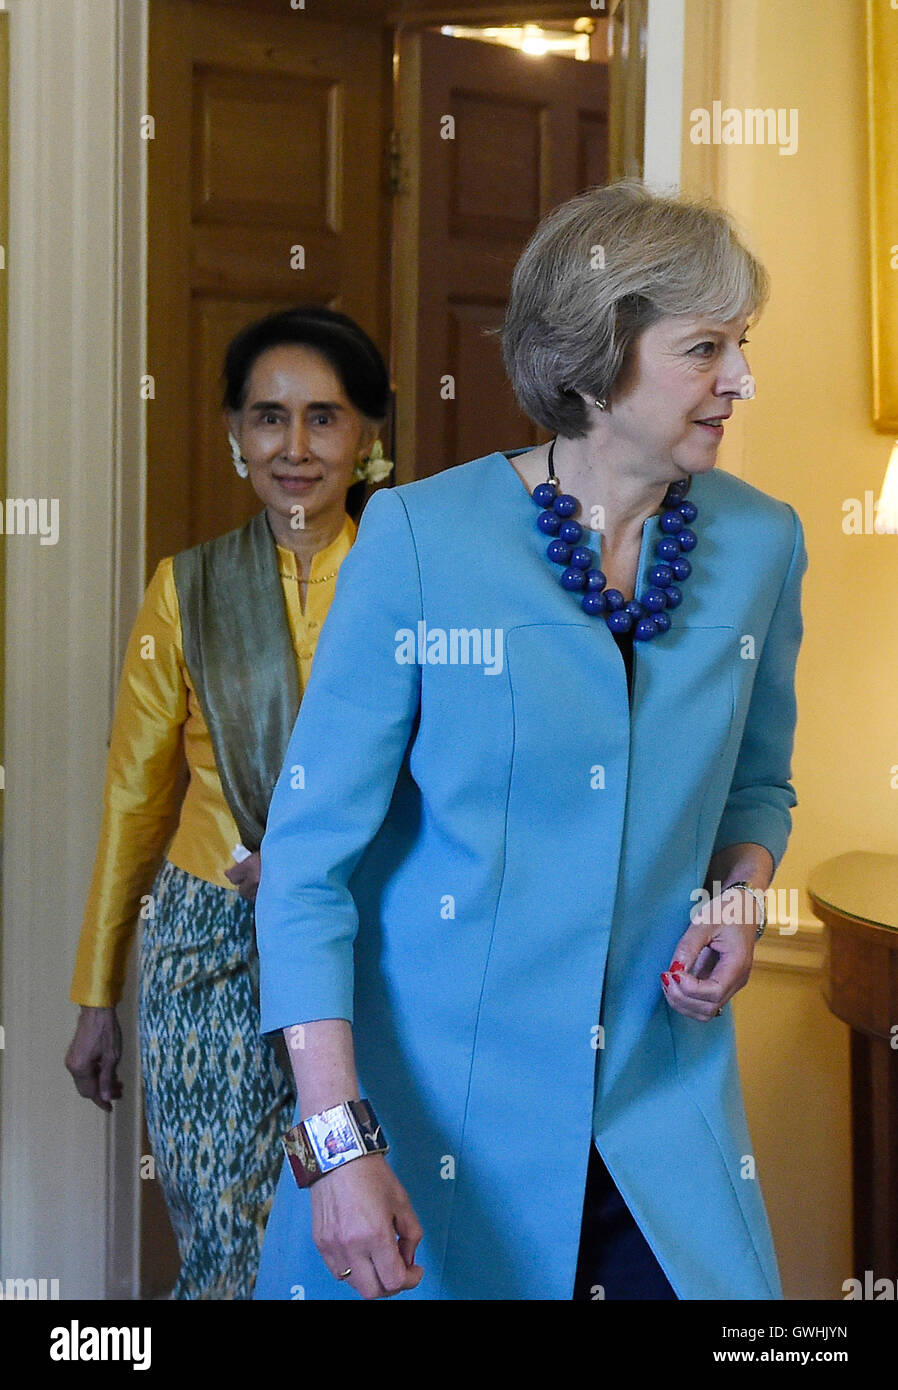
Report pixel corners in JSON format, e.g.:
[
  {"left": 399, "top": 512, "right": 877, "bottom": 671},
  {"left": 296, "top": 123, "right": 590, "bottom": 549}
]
[{"left": 138, "top": 859, "right": 295, "bottom": 1300}]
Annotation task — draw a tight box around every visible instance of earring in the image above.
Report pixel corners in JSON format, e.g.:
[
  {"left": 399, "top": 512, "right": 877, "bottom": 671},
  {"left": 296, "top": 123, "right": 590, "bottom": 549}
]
[
  {"left": 228, "top": 431, "right": 249, "bottom": 479},
  {"left": 595, "top": 398, "right": 608, "bottom": 412}
]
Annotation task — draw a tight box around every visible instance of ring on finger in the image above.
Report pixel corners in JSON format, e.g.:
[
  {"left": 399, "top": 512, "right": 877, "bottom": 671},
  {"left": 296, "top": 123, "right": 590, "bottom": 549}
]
[{"left": 335, "top": 1268, "right": 352, "bottom": 1280}]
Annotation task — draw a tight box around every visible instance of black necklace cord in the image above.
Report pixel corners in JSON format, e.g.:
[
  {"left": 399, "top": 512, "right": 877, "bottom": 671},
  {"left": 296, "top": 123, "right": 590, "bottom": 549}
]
[
  {"left": 547, "top": 436, "right": 558, "bottom": 485},
  {"left": 547, "top": 434, "right": 694, "bottom": 501}
]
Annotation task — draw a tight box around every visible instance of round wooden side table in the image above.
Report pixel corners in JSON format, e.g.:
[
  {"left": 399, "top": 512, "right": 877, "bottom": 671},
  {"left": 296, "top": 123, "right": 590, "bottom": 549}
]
[{"left": 809, "top": 852, "right": 898, "bottom": 1281}]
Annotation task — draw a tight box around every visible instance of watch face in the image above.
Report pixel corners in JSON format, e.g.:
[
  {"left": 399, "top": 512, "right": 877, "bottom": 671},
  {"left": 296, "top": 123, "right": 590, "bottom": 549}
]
[{"left": 304, "top": 1104, "right": 366, "bottom": 1173}]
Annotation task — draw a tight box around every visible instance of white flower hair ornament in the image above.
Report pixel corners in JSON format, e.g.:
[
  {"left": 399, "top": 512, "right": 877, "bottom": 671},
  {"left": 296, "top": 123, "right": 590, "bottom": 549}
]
[
  {"left": 229, "top": 431, "right": 249, "bottom": 479},
  {"left": 353, "top": 439, "right": 394, "bottom": 485}
]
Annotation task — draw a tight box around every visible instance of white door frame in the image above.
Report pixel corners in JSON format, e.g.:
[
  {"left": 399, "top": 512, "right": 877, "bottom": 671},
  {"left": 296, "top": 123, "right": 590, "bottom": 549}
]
[
  {"left": 645, "top": 0, "right": 685, "bottom": 191},
  {"left": 0, "top": 0, "right": 148, "bottom": 1299}
]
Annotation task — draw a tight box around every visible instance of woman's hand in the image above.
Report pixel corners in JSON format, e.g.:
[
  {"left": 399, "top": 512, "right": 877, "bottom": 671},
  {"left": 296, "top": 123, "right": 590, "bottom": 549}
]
[
  {"left": 311, "top": 1153, "right": 424, "bottom": 1300},
  {"left": 224, "top": 850, "right": 261, "bottom": 901},
  {"left": 281, "top": 1018, "right": 420, "bottom": 1297},
  {"left": 65, "top": 1005, "right": 123, "bottom": 1111},
  {"left": 661, "top": 885, "right": 762, "bottom": 1021}
]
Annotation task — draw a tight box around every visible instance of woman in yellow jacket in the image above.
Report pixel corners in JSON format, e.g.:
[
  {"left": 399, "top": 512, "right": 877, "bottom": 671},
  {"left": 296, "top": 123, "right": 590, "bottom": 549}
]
[{"left": 64, "top": 306, "right": 392, "bottom": 1299}]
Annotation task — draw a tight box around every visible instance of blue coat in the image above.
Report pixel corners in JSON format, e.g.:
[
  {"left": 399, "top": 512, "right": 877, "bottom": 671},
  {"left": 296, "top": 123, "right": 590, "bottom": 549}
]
[{"left": 254, "top": 451, "right": 806, "bottom": 1301}]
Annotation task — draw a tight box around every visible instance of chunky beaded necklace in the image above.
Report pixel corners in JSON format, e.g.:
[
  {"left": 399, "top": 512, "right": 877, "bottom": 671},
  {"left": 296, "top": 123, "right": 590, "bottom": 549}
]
[{"left": 532, "top": 438, "right": 698, "bottom": 642}]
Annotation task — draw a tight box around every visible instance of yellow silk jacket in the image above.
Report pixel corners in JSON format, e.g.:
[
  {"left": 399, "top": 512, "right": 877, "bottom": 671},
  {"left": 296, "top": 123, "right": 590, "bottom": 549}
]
[{"left": 70, "top": 516, "right": 356, "bottom": 1007}]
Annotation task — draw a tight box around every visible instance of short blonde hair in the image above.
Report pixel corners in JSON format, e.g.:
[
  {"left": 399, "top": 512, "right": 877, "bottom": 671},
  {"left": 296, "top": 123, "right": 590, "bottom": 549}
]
[{"left": 501, "top": 179, "right": 769, "bottom": 437}]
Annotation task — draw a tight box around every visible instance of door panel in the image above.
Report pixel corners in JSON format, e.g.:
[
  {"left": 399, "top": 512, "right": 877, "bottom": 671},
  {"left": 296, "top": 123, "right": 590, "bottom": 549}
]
[
  {"left": 394, "top": 30, "right": 609, "bottom": 480},
  {"left": 147, "top": 0, "right": 392, "bottom": 570},
  {"left": 450, "top": 91, "right": 544, "bottom": 235},
  {"left": 191, "top": 70, "right": 338, "bottom": 228}
]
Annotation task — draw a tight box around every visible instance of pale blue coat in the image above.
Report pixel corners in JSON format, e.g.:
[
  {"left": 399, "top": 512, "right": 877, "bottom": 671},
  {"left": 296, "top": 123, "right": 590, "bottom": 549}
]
[{"left": 253, "top": 451, "right": 806, "bottom": 1301}]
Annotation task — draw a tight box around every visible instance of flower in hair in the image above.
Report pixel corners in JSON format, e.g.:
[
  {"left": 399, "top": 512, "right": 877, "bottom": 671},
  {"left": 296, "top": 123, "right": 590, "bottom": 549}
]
[{"left": 353, "top": 439, "right": 394, "bottom": 485}]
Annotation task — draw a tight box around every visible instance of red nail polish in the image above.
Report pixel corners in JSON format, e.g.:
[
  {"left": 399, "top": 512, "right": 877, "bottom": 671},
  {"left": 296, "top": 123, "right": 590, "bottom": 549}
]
[
  {"left": 670, "top": 960, "right": 686, "bottom": 972},
  {"left": 671, "top": 972, "right": 682, "bottom": 984},
  {"left": 661, "top": 972, "right": 670, "bottom": 987}
]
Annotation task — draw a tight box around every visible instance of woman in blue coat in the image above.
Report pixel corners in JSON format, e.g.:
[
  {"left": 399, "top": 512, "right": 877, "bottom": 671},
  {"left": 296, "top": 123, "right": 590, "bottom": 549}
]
[{"left": 253, "top": 180, "right": 806, "bottom": 1301}]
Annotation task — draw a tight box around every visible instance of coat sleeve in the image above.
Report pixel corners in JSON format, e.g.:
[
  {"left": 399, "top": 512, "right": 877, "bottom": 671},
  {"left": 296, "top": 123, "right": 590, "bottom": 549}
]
[
  {"left": 255, "top": 487, "right": 423, "bottom": 1034},
  {"left": 711, "top": 503, "right": 807, "bottom": 873},
  {"left": 70, "top": 559, "right": 188, "bottom": 1005}
]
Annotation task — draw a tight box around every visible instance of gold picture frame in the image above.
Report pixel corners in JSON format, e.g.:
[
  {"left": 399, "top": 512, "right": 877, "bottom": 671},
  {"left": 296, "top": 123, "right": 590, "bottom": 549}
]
[{"left": 867, "top": 0, "right": 898, "bottom": 432}]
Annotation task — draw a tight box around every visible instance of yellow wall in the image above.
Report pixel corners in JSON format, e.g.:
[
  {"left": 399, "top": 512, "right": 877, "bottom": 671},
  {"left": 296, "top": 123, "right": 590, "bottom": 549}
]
[{"left": 681, "top": 0, "right": 896, "bottom": 1299}]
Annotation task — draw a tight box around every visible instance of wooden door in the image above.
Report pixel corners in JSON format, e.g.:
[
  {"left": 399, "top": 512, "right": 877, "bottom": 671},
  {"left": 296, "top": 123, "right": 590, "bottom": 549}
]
[
  {"left": 394, "top": 30, "right": 610, "bottom": 480},
  {"left": 147, "top": 0, "right": 393, "bottom": 573}
]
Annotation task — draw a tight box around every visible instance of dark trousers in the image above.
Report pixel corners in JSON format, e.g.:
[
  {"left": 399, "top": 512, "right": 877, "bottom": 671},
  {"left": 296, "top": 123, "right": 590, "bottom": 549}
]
[{"left": 572, "top": 1143, "right": 678, "bottom": 1301}]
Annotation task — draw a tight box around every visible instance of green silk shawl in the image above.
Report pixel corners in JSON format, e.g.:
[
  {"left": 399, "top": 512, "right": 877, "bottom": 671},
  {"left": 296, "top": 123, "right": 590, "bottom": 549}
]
[{"left": 172, "top": 509, "right": 299, "bottom": 855}]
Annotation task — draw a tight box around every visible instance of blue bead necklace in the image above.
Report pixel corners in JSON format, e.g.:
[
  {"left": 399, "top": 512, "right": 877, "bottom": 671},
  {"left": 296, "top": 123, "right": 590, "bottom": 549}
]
[{"left": 532, "top": 438, "right": 698, "bottom": 642}]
